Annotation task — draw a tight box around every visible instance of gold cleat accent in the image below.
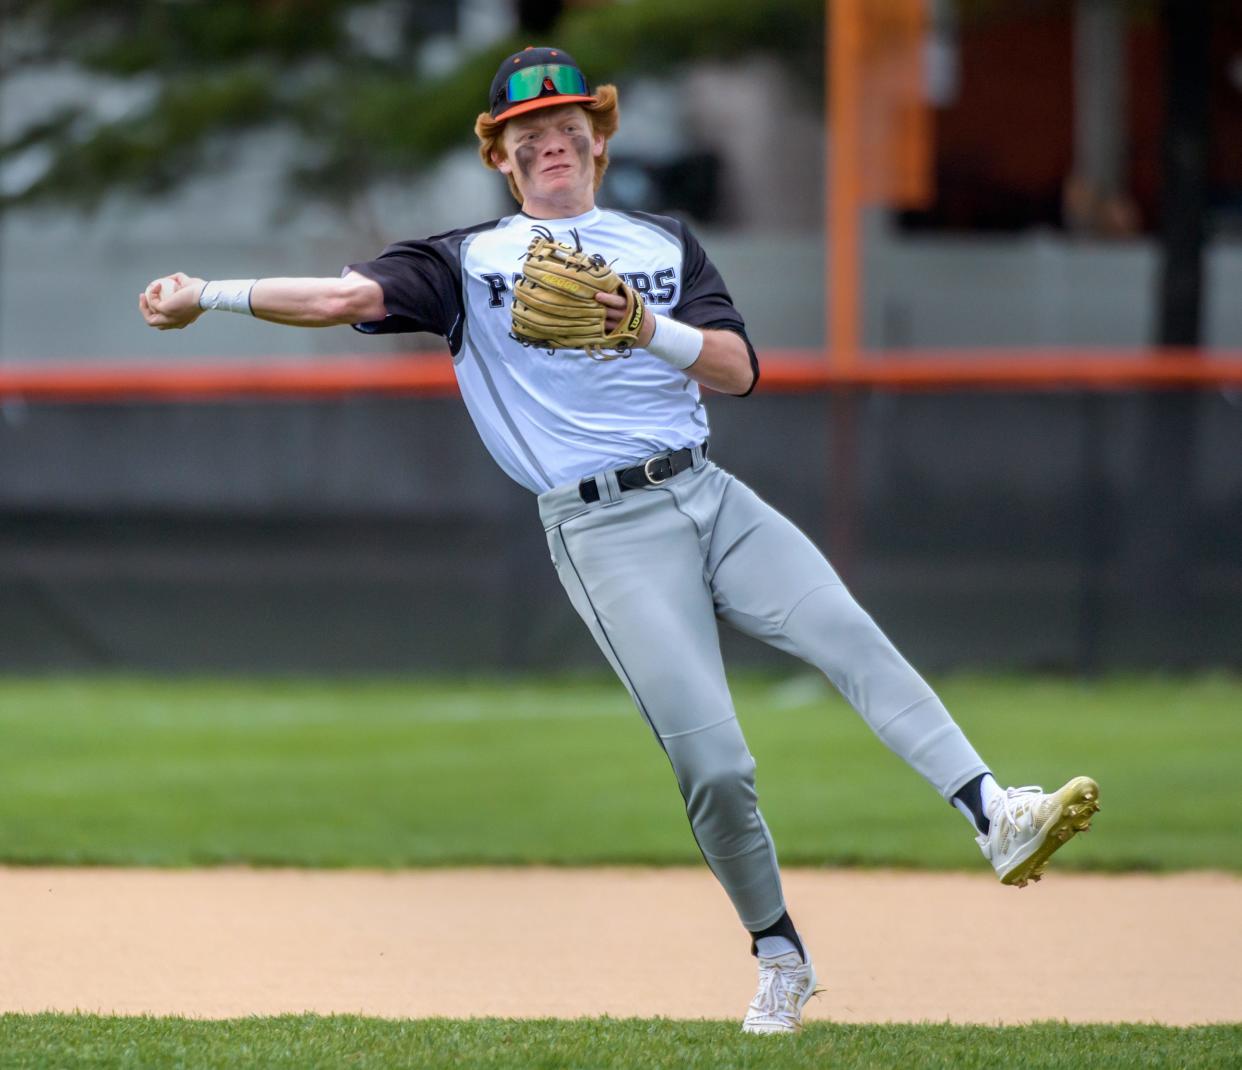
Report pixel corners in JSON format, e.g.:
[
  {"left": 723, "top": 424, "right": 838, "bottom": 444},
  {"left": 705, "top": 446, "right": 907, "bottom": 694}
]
[{"left": 999, "top": 776, "right": 1100, "bottom": 887}]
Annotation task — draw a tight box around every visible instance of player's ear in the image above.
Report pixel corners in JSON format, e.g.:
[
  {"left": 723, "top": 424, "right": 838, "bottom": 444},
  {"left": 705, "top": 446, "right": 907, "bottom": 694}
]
[
  {"left": 591, "top": 131, "right": 605, "bottom": 158},
  {"left": 492, "top": 150, "right": 513, "bottom": 176}
]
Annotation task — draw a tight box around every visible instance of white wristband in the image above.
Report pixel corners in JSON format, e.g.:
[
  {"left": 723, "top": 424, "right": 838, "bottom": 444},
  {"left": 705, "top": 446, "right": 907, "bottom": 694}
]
[
  {"left": 198, "top": 279, "right": 258, "bottom": 315},
  {"left": 646, "top": 315, "right": 703, "bottom": 370}
]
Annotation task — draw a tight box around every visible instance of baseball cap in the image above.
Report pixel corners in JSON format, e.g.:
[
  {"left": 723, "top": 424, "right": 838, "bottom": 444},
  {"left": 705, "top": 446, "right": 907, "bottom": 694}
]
[{"left": 488, "top": 46, "right": 596, "bottom": 122}]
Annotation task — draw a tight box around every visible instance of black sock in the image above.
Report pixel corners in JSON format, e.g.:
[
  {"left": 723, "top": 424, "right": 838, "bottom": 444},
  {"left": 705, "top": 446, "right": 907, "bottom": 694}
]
[
  {"left": 952, "top": 772, "right": 991, "bottom": 836},
  {"left": 748, "top": 910, "right": 805, "bottom": 962}
]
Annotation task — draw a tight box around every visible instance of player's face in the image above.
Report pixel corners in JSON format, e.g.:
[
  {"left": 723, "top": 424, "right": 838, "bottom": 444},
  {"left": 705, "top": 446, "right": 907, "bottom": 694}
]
[{"left": 497, "top": 105, "right": 604, "bottom": 205}]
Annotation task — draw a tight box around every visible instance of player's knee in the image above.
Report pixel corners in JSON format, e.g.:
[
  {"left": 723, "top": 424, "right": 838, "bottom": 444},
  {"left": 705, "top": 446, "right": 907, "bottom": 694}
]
[
  {"left": 682, "top": 749, "right": 757, "bottom": 820},
  {"left": 698, "top": 751, "right": 756, "bottom": 792}
]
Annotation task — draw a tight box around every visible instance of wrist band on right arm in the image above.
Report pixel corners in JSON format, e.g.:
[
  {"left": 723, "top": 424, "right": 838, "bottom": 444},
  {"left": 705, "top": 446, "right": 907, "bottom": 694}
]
[
  {"left": 646, "top": 315, "right": 703, "bottom": 369},
  {"left": 199, "top": 279, "right": 258, "bottom": 315}
]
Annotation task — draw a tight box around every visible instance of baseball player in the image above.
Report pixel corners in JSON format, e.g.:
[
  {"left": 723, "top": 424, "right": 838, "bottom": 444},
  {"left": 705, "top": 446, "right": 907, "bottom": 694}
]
[{"left": 140, "top": 47, "right": 1100, "bottom": 1033}]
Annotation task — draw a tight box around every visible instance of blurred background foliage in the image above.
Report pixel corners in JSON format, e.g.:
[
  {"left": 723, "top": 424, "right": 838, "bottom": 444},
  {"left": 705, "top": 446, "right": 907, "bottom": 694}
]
[{"left": 0, "top": 0, "right": 829, "bottom": 212}]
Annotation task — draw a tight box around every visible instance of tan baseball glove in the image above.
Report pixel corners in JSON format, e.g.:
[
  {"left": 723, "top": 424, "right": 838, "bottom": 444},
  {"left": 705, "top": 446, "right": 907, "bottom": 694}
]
[{"left": 509, "top": 227, "right": 646, "bottom": 361}]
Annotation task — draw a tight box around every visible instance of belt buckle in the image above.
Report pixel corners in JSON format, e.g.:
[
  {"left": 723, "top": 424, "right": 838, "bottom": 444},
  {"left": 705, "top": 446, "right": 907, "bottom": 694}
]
[{"left": 642, "top": 455, "right": 671, "bottom": 486}]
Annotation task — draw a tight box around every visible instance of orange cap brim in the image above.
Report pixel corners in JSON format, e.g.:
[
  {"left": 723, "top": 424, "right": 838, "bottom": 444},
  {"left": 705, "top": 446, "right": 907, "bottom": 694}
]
[{"left": 492, "top": 94, "right": 597, "bottom": 123}]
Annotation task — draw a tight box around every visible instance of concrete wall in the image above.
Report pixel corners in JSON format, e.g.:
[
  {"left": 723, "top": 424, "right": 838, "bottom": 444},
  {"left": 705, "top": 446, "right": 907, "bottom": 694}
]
[{"left": 6, "top": 207, "right": 1242, "bottom": 361}]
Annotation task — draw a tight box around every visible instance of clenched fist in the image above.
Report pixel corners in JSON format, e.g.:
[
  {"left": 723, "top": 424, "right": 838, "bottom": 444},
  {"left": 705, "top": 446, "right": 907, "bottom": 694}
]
[{"left": 139, "top": 272, "right": 206, "bottom": 330}]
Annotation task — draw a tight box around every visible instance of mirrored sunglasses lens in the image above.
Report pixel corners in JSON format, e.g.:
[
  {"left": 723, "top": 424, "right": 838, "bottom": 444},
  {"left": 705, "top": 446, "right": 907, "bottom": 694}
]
[
  {"left": 506, "top": 64, "right": 587, "bottom": 103},
  {"left": 506, "top": 66, "right": 547, "bottom": 103},
  {"left": 547, "top": 66, "right": 587, "bottom": 95}
]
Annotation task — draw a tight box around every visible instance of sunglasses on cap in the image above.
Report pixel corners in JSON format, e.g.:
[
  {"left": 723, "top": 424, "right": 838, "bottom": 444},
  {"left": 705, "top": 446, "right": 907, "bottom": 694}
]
[{"left": 491, "top": 63, "right": 590, "bottom": 119}]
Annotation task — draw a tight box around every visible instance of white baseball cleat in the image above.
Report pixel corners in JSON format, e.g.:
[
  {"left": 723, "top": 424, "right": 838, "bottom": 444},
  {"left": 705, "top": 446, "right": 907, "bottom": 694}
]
[
  {"left": 978, "top": 776, "right": 1100, "bottom": 887},
  {"left": 741, "top": 951, "right": 821, "bottom": 1034}
]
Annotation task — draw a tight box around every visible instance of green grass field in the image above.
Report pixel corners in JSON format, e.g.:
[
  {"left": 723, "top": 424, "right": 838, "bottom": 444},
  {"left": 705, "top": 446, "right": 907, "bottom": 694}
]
[
  {"left": 2, "top": 1016, "right": 1240, "bottom": 1070},
  {"left": 1, "top": 672, "right": 1239, "bottom": 870},
  {"left": 3, "top": 674, "right": 1239, "bottom": 1067}
]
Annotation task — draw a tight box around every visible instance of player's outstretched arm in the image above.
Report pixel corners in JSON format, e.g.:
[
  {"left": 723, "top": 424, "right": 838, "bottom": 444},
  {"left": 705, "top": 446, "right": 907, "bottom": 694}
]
[{"left": 139, "top": 271, "right": 385, "bottom": 331}]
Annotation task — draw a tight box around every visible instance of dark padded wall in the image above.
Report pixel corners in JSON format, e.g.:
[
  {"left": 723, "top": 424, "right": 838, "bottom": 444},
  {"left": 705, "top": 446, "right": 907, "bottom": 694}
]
[{"left": 1, "top": 390, "right": 1238, "bottom": 672}]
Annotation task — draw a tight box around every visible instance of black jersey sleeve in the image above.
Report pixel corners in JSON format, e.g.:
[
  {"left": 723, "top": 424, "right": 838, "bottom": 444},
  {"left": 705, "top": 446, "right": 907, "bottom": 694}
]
[
  {"left": 347, "top": 238, "right": 463, "bottom": 345},
  {"left": 672, "top": 222, "right": 760, "bottom": 397},
  {"left": 673, "top": 224, "right": 743, "bottom": 331}
]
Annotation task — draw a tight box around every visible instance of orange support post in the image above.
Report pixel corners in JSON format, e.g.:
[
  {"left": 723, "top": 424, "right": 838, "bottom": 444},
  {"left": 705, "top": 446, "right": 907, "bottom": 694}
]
[{"left": 828, "top": 0, "right": 863, "bottom": 371}]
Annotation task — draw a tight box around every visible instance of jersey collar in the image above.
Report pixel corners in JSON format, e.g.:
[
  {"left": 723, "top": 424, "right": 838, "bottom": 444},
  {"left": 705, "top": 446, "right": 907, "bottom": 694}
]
[{"left": 515, "top": 206, "right": 602, "bottom": 228}]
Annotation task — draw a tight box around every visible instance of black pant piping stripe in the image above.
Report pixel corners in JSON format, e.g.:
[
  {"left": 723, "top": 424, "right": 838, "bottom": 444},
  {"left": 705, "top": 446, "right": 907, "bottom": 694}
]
[{"left": 556, "top": 524, "right": 719, "bottom": 878}]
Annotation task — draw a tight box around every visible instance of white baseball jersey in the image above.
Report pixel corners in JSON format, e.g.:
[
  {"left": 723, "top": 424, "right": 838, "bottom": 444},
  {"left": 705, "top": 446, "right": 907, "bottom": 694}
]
[{"left": 348, "top": 206, "right": 758, "bottom": 493}]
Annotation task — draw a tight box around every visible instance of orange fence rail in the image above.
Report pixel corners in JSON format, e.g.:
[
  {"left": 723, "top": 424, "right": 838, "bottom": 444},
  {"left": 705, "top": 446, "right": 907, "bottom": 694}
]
[
  {"left": 1, "top": 349, "right": 1241, "bottom": 403},
  {"left": 758, "top": 349, "right": 1242, "bottom": 391}
]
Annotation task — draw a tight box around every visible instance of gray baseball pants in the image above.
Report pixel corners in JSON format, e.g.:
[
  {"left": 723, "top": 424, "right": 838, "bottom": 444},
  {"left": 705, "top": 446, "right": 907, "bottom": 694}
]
[{"left": 538, "top": 448, "right": 989, "bottom": 931}]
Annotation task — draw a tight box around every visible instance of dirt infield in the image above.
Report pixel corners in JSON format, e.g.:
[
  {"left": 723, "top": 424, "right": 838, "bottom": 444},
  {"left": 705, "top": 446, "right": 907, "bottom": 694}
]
[{"left": 1, "top": 867, "right": 1239, "bottom": 1024}]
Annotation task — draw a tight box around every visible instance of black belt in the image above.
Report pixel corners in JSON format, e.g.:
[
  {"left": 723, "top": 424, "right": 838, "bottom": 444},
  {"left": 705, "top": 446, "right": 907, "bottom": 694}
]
[{"left": 579, "top": 441, "right": 708, "bottom": 503}]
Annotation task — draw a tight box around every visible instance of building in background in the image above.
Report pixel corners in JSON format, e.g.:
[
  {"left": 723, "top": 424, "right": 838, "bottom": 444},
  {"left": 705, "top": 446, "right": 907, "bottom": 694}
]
[{"left": 2, "top": 1, "right": 1242, "bottom": 360}]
